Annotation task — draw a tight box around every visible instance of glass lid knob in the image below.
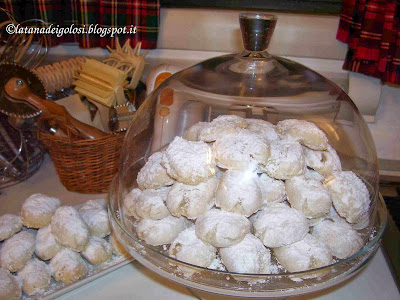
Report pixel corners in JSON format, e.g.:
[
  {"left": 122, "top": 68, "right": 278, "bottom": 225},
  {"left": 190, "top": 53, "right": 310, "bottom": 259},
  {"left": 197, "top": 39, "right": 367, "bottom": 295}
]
[{"left": 239, "top": 13, "right": 277, "bottom": 52}]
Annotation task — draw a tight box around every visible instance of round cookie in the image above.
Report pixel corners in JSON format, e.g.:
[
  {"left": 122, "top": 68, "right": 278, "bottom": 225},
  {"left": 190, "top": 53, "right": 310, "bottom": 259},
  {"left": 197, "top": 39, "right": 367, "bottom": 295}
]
[
  {"left": 21, "top": 193, "right": 61, "bottom": 228},
  {"left": 312, "top": 218, "right": 364, "bottom": 259},
  {"left": 135, "top": 187, "right": 171, "bottom": 220},
  {"left": 183, "top": 122, "right": 208, "bottom": 141},
  {"left": 195, "top": 208, "right": 250, "bottom": 247},
  {"left": 166, "top": 176, "right": 218, "bottom": 219},
  {"left": 198, "top": 115, "right": 248, "bottom": 142},
  {"left": 245, "top": 118, "right": 280, "bottom": 143},
  {"left": 137, "top": 215, "right": 191, "bottom": 246},
  {"left": 325, "top": 171, "right": 370, "bottom": 224},
  {"left": 253, "top": 203, "right": 309, "bottom": 248},
  {"left": 169, "top": 226, "right": 217, "bottom": 276},
  {"left": 35, "top": 225, "right": 63, "bottom": 260},
  {"left": 0, "top": 231, "right": 35, "bottom": 272},
  {"left": 18, "top": 258, "right": 51, "bottom": 296},
  {"left": 79, "top": 200, "right": 112, "bottom": 238},
  {"left": 274, "top": 234, "right": 332, "bottom": 273},
  {"left": 216, "top": 170, "right": 262, "bottom": 216},
  {"left": 213, "top": 129, "right": 269, "bottom": 171},
  {"left": 81, "top": 236, "right": 113, "bottom": 265},
  {"left": 258, "top": 173, "right": 286, "bottom": 207},
  {"left": 162, "top": 137, "right": 216, "bottom": 185},
  {"left": 304, "top": 145, "right": 342, "bottom": 176},
  {"left": 286, "top": 175, "right": 332, "bottom": 219},
  {"left": 50, "top": 248, "right": 87, "bottom": 283},
  {"left": 276, "top": 119, "right": 328, "bottom": 150},
  {"left": 51, "top": 206, "right": 90, "bottom": 252},
  {"left": 0, "top": 214, "right": 22, "bottom": 241},
  {"left": 220, "top": 233, "right": 271, "bottom": 276},
  {"left": 0, "top": 268, "right": 21, "bottom": 300},
  {"left": 137, "top": 152, "right": 174, "bottom": 190},
  {"left": 123, "top": 188, "right": 142, "bottom": 219},
  {"left": 260, "top": 140, "right": 305, "bottom": 180}
]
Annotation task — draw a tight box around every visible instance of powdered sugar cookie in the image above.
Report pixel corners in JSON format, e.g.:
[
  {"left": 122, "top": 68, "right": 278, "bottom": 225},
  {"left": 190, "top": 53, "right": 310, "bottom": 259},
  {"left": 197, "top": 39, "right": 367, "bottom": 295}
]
[
  {"left": 245, "top": 118, "right": 280, "bottom": 143},
  {"left": 123, "top": 188, "right": 142, "bottom": 219},
  {"left": 286, "top": 176, "right": 332, "bottom": 219},
  {"left": 109, "top": 232, "right": 130, "bottom": 257},
  {"left": 220, "top": 233, "right": 271, "bottom": 276},
  {"left": 79, "top": 200, "right": 111, "bottom": 238},
  {"left": 137, "top": 215, "right": 191, "bottom": 246},
  {"left": 183, "top": 122, "right": 208, "bottom": 141},
  {"left": 277, "top": 119, "right": 328, "bottom": 150},
  {"left": 312, "top": 218, "right": 363, "bottom": 259},
  {"left": 0, "top": 231, "right": 35, "bottom": 272},
  {"left": 304, "top": 145, "right": 342, "bottom": 176},
  {"left": 213, "top": 130, "right": 269, "bottom": 171},
  {"left": 0, "top": 268, "right": 21, "bottom": 299},
  {"left": 274, "top": 234, "right": 332, "bottom": 272},
  {"left": 51, "top": 206, "right": 90, "bottom": 252},
  {"left": 167, "top": 176, "right": 218, "bottom": 219},
  {"left": 169, "top": 226, "right": 217, "bottom": 276},
  {"left": 81, "top": 236, "right": 113, "bottom": 265},
  {"left": 35, "top": 225, "right": 63, "bottom": 260},
  {"left": 18, "top": 258, "right": 51, "bottom": 296},
  {"left": 325, "top": 171, "right": 370, "bottom": 224},
  {"left": 195, "top": 208, "right": 250, "bottom": 247},
  {"left": 260, "top": 140, "right": 305, "bottom": 179},
  {"left": 21, "top": 193, "right": 61, "bottom": 228},
  {"left": 253, "top": 203, "right": 309, "bottom": 248},
  {"left": 258, "top": 173, "right": 286, "bottom": 207},
  {"left": 216, "top": 170, "right": 262, "bottom": 216},
  {"left": 198, "top": 115, "right": 247, "bottom": 142},
  {"left": 135, "top": 187, "right": 171, "bottom": 220},
  {"left": 137, "top": 152, "right": 174, "bottom": 190},
  {"left": 50, "top": 248, "right": 87, "bottom": 283},
  {"left": 162, "top": 137, "right": 216, "bottom": 185},
  {"left": 0, "top": 214, "right": 22, "bottom": 241},
  {"left": 304, "top": 168, "right": 325, "bottom": 182}
]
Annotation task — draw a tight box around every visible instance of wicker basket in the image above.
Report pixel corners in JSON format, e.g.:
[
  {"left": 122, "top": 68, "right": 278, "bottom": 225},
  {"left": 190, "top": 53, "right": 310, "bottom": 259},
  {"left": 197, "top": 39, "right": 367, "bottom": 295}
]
[{"left": 38, "top": 131, "right": 125, "bottom": 193}]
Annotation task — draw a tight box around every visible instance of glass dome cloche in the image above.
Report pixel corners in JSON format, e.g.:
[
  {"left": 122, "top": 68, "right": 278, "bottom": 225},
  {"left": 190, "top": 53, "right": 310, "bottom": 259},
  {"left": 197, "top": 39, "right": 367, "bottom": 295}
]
[{"left": 108, "top": 13, "right": 387, "bottom": 298}]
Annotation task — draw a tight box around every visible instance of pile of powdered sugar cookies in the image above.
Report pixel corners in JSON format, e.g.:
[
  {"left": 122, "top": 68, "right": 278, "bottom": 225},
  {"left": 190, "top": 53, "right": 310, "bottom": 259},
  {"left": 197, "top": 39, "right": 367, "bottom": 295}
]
[
  {"left": 124, "top": 115, "right": 371, "bottom": 279},
  {"left": 0, "top": 194, "right": 129, "bottom": 298}
]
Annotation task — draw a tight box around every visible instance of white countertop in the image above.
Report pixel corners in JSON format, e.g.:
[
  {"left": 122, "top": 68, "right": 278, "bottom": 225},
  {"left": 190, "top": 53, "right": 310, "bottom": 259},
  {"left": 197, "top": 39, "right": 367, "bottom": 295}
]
[{"left": 1, "top": 156, "right": 399, "bottom": 299}]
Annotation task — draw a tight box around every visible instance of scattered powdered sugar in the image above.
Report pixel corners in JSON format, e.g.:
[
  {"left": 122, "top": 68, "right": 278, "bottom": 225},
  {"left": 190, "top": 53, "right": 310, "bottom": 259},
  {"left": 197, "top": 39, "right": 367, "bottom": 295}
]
[
  {"left": 213, "top": 129, "right": 269, "bottom": 171},
  {"left": 162, "top": 137, "right": 216, "bottom": 185},
  {"left": 0, "top": 214, "right": 23, "bottom": 241},
  {"left": 208, "top": 255, "right": 226, "bottom": 271}
]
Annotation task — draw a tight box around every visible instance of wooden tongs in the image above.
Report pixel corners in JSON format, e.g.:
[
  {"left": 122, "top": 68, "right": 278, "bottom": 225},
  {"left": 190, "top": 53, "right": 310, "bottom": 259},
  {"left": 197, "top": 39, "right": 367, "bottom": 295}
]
[{"left": 4, "top": 77, "right": 106, "bottom": 139}]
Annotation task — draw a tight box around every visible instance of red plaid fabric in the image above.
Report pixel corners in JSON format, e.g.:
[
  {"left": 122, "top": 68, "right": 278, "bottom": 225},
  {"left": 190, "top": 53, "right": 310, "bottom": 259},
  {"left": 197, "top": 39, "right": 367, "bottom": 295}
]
[
  {"left": 1, "top": 0, "right": 160, "bottom": 49},
  {"left": 337, "top": 0, "right": 400, "bottom": 84}
]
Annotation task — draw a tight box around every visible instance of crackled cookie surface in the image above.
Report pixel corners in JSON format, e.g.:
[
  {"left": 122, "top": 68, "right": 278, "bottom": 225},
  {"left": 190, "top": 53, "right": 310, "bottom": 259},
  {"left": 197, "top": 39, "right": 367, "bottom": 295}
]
[
  {"left": 167, "top": 176, "right": 217, "bottom": 219},
  {"left": 274, "top": 234, "right": 332, "bottom": 273},
  {"left": 137, "top": 152, "right": 174, "bottom": 190},
  {"left": 325, "top": 171, "right": 370, "bottom": 224},
  {"left": 258, "top": 173, "right": 286, "bottom": 207},
  {"left": 253, "top": 203, "right": 309, "bottom": 248},
  {"left": 195, "top": 209, "right": 250, "bottom": 247},
  {"left": 216, "top": 170, "right": 262, "bottom": 216},
  {"left": 213, "top": 129, "right": 269, "bottom": 171},
  {"left": 162, "top": 137, "right": 216, "bottom": 185},
  {"left": 277, "top": 119, "right": 328, "bottom": 150}
]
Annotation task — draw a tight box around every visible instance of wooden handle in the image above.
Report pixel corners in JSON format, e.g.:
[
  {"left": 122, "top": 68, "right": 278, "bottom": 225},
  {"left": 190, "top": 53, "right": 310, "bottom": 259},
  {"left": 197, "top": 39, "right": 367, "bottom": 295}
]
[{"left": 4, "top": 77, "right": 106, "bottom": 139}]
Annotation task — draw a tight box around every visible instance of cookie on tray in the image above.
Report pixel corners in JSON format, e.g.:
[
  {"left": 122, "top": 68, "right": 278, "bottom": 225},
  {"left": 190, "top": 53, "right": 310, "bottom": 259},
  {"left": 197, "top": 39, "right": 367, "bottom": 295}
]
[
  {"left": 18, "top": 258, "right": 51, "bottom": 296},
  {"left": 81, "top": 236, "right": 113, "bottom": 265},
  {"left": 35, "top": 225, "right": 64, "bottom": 260},
  {"left": 79, "top": 200, "right": 112, "bottom": 238},
  {"left": 0, "top": 231, "right": 35, "bottom": 272},
  {"left": 0, "top": 268, "right": 21, "bottom": 300},
  {"left": 0, "top": 214, "right": 23, "bottom": 241},
  {"left": 21, "top": 193, "right": 61, "bottom": 229},
  {"left": 50, "top": 248, "right": 87, "bottom": 283}
]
